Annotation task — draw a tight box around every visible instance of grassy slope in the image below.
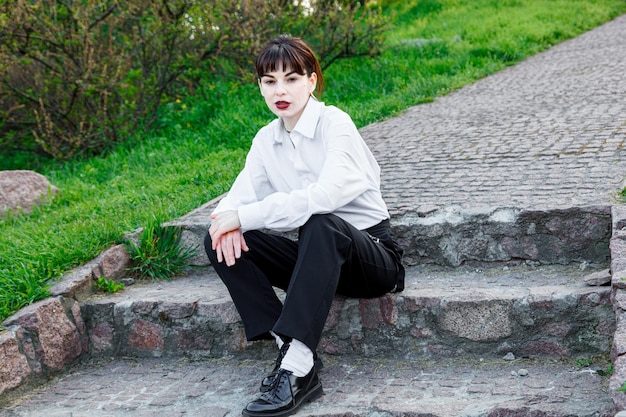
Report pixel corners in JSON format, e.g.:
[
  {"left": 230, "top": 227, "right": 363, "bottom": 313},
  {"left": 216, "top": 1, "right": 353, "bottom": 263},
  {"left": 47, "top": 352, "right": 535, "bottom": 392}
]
[{"left": 1, "top": 0, "right": 625, "bottom": 322}]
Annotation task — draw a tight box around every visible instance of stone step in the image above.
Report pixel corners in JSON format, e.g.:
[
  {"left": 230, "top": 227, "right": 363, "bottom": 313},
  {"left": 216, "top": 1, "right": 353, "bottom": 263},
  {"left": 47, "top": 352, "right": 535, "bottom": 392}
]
[
  {"left": 81, "top": 261, "right": 614, "bottom": 361},
  {"left": 4, "top": 205, "right": 620, "bottom": 408},
  {"left": 172, "top": 204, "right": 612, "bottom": 268},
  {"left": 0, "top": 354, "right": 615, "bottom": 417}
]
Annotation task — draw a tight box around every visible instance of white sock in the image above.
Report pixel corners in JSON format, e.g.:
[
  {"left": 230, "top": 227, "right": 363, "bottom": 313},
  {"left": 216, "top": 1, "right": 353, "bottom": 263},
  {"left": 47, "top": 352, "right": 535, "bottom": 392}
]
[
  {"left": 280, "top": 338, "right": 314, "bottom": 377},
  {"left": 270, "top": 331, "right": 284, "bottom": 349}
]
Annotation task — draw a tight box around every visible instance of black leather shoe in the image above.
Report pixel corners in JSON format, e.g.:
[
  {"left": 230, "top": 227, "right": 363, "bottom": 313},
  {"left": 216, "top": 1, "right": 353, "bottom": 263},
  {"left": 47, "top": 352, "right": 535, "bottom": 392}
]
[
  {"left": 260, "top": 347, "right": 324, "bottom": 392},
  {"left": 244, "top": 367, "right": 323, "bottom": 417}
]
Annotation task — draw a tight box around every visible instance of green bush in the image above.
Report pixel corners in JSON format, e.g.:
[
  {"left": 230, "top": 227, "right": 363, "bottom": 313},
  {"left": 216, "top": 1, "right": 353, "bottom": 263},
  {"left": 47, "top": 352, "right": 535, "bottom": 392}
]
[{"left": 0, "top": 0, "right": 387, "bottom": 160}]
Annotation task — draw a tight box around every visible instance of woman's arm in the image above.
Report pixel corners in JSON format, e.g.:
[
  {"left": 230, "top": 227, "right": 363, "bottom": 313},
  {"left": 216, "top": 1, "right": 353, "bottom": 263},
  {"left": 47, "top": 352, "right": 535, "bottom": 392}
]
[{"left": 209, "top": 217, "right": 249, "bottom": 267}]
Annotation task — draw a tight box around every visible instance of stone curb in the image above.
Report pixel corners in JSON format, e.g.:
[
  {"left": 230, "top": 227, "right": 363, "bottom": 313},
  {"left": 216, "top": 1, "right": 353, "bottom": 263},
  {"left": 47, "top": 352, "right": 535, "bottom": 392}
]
[
  {"left": 0, "top": 192, "right": 221, "bottom": 400},
  {"left": 0, "top": 198, "right": 225, "bottom": 400},
  {"left": 0, "top": 243, "right": 131, "bottom": 400},
  {"left": 610, "top": 205, "right": 626, "bottom": 410}
]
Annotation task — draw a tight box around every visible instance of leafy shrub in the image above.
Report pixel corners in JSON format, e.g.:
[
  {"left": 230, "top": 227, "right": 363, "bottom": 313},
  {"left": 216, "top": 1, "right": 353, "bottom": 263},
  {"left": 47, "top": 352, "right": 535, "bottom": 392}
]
[
  {"left": 0, "top": 0, "right": 388, "bottom": 160},
  {"left": 123, "top": 219, "right": 196, "bottom": 280}
]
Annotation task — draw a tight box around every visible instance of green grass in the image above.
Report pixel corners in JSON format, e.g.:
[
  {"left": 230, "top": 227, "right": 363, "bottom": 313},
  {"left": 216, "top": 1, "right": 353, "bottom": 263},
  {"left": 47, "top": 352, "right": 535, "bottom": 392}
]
[
  {"left": 1, "top": 0, "right": 625, "bottom": 322},
  {"left": 94, "top": 277, "right": 125, "bottom": 293},
  {"left": 124, "top": 217, "right": 196, "bottom": 280}
]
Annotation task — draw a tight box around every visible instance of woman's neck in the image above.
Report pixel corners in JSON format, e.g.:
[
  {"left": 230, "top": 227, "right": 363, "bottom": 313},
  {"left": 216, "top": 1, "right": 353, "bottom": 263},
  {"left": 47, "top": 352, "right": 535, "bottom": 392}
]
[{"left": 283, "top": 119, "right": 296, "bottom": 133}]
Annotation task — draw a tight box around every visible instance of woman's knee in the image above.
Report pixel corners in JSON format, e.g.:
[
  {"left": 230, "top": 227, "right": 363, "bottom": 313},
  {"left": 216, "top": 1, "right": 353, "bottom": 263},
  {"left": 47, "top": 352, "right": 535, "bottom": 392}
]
[
  {"left": 300, "top": 214, "right": 353, "bottom": 252},
  {"left": 302, "top": 213, "right": 341, "bottom": 231}
]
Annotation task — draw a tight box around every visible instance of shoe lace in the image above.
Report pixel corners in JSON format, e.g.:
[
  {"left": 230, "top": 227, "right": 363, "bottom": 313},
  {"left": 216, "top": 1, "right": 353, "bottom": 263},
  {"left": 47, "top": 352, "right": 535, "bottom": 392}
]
[
  {"left": 276, "top": 343, "right": 290, "bottom": 367},
  {"left": 273, "top": 369, "right": 292, "bottom": 390},
  {"left": 262, "top": 368, "right": 293, "bottom": 401},
  {"left": 278, "top": 343, "right": 289, "bottom": 361}
]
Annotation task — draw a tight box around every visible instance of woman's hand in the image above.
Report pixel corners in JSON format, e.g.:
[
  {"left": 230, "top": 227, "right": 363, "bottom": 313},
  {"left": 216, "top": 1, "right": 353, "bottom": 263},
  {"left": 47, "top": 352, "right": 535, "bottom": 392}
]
[{"left": 210, "top": 211, "right": 249, "bottom": 266}]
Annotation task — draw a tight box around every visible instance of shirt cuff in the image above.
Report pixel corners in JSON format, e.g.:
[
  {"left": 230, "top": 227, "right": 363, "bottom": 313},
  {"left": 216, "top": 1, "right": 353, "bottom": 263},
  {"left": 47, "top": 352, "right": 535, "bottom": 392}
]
[{"left": 238, "top": 203, "right": 265, "bottom": 231}]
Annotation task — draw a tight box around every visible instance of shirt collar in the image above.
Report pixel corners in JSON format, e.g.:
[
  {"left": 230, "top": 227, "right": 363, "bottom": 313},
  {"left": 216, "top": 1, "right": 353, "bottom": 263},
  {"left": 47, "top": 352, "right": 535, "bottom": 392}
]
[{"left": 273, "top": 97, "right": 322, "bottom": 144}]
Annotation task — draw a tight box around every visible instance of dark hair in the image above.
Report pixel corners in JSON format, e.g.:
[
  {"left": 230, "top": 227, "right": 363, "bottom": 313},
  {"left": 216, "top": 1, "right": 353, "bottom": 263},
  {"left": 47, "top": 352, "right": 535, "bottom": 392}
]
[{"left": 255, "top": 35, "right": 325, "bottom": 97}]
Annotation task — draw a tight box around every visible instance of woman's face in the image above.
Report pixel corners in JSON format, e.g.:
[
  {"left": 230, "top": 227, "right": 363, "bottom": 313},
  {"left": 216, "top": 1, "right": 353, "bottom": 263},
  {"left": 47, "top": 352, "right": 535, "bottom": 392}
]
[{"left": 258, "top": 65, "right": 317, "bottom": 132}]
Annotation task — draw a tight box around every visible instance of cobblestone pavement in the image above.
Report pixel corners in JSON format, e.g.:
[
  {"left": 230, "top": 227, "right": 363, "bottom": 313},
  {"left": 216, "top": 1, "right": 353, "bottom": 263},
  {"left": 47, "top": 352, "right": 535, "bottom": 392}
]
[
  {"left": 0, "top": 355, "right": 615, "bottom": 417},
  {"left": 2, "top": 11, "right": 626, "bottom": 417},
  {"left": 361, "top": 14, "right": 626, "bottom": 217}
]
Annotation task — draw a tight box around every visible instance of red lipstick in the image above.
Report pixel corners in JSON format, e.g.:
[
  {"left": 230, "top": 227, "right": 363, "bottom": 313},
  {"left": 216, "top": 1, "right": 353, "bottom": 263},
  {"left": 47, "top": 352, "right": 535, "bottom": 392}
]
[{"left": 275, "top": 101, "right": 290, "bottom": 110}]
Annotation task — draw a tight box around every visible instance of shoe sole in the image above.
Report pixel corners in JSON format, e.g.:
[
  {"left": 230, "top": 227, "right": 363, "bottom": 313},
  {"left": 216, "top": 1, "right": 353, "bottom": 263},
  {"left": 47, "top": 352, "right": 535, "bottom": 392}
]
[{"left": 243, "top": 383, "right": 324, "bottom": 417}]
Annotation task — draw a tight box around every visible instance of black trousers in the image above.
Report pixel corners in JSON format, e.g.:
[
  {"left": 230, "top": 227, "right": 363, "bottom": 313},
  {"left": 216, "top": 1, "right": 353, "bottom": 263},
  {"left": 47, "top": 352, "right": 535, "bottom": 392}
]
[{"left": 204, "top": 214, "right": 404, "bottom": 352}]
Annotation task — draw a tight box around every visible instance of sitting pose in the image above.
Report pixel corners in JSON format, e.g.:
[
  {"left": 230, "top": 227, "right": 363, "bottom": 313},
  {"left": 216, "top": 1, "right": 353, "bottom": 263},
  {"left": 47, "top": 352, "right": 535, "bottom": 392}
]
[{"left": 205, "top": 34, "right": 404, "bottom": 417}]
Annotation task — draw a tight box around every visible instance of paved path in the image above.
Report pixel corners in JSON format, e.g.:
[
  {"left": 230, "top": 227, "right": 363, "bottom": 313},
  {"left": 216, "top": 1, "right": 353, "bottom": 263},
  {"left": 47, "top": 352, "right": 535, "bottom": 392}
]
[
  {"left": 2, "top": 12, "right": 626, "bottom": 417},
  {"left": 361, "top": 14, "right": 626, "bottom": 216},
  {"left": 0, "top": 356, "right": 614, "bottom": 417}
]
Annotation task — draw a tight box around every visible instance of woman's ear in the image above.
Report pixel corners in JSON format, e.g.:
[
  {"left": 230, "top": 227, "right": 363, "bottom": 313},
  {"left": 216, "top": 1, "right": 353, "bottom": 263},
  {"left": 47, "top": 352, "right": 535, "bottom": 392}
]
[
  {"left": 258, "top": 78, "right": 266, "bottom": 97},
  {"left": 309, "top": 72, "right": 318, "bottom": 95}
]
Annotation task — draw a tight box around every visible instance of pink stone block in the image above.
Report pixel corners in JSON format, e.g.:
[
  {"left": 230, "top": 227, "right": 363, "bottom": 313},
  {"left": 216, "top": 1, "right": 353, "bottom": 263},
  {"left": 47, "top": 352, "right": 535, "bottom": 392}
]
[
  {"left": 4, "top": 297, "right": 85, "bottom": 371},
  {"left": 0, "top": 331, "right": 32, "bottom": 396},
  {"left": 359, "top": 295, "right": 397, "bottom": 329},
  {"left": 94, "top": 244, "right": 131, "bottom": 281},
  {"left": 90, "top": 322, "right": 114, "bottom": 353},
  {"left": 128, "top": 319, "right": 164, "bottom": 351}
]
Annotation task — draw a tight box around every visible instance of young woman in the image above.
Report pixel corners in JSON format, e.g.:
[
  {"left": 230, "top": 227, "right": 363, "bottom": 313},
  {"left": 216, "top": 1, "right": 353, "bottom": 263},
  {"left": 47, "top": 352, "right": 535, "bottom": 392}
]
[{"left": 205, "top": 34, "right": 404, "bottom": 417}]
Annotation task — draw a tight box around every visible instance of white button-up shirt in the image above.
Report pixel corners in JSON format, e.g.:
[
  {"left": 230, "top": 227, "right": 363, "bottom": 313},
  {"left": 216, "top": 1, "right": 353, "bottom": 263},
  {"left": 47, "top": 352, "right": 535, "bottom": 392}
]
[{"left": 213, "top": 97, "right": 390, "bottom": 232}]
